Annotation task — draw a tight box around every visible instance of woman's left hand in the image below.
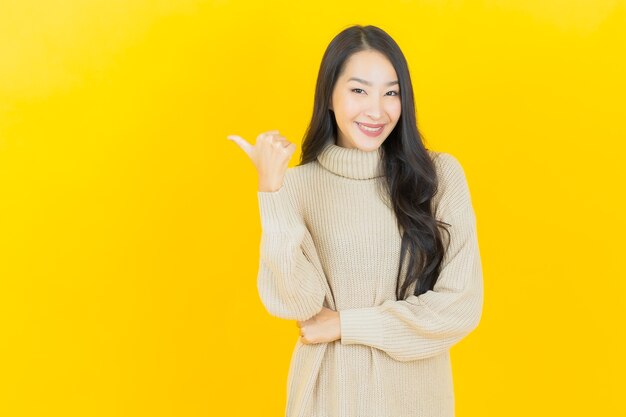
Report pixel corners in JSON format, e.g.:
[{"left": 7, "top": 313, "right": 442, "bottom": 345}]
[{"left": 296, "top": 306, "right": 341, "bottom": 345}]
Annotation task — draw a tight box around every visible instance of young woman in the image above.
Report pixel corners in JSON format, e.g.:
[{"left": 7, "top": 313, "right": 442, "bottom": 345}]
[{"left": 228, "top": 24, "right": 483, "bottom": 417}]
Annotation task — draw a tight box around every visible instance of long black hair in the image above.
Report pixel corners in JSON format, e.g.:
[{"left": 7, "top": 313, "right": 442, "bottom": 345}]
[{"left": 298, "top": 24, "right": 451, "bottom": 300}]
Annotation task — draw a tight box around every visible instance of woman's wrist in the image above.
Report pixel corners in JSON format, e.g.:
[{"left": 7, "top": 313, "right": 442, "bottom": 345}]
[{"left": 258, "top": 178, "right": 283, "bottom": 192}]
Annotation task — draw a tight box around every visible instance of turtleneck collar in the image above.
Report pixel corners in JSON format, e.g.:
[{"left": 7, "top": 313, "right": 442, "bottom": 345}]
[{"left": 316, "top": 140, "right": 384, "bottom": 180}]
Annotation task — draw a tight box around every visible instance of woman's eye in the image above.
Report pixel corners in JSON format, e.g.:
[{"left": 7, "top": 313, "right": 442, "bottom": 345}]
[{"left": 351, "top": 88, "right": 400, "bottom": 96}]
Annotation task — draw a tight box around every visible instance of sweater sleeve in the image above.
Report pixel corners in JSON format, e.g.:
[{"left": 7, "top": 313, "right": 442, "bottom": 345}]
[
  {"left": 256, "top": 176, "right": 327, "bottom": 322},
  {"left": 338, "top": 153, "right": 484, "bottom": 361}
]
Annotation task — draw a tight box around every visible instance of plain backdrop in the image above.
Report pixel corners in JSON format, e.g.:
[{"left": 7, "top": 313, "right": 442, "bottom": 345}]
[{"left": 1, "top": 1, "right": 624, "bottom": 416}]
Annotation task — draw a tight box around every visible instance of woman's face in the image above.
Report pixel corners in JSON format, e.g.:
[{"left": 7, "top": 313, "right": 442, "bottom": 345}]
[{"left": 330, "top": 50, "right": 402, "bottom": 151}]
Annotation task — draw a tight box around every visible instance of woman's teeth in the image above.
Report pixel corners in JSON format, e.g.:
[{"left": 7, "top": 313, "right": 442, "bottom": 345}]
[{"left": 358, "top": 123, "right": 382, "bottom": 132}]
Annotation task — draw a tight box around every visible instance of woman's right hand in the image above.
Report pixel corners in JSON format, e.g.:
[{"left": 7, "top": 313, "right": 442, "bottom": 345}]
[{"left": 226, "top": 130, "right": 296, "bottom": 192}]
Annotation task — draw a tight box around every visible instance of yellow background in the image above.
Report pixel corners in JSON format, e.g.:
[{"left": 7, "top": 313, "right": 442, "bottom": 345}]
[{"left": 1, "top": 0, "right": 624, "bottom": 415}]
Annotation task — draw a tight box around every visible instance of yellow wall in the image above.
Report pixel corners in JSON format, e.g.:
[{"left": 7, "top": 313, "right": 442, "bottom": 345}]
[{"left": 1, "top": 1, "right": 624, "bottom": 415}]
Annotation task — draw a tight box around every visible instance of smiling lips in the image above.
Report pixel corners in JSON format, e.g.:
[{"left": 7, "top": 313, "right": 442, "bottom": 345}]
[
  {"left": 356, "top": 122, "right": 385, "bottom": 137},
  {"left": 357, "top": 122, "right": 385, "bottom": 128}
]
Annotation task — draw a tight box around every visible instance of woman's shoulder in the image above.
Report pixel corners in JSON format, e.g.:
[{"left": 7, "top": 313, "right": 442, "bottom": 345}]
[
  {"left": 427, "top": 149, "right": 464, "bottom": 175},
  {"left": 275, "top": 162, "right": 317, "bottom": 207},
  {"left": 426, "top": 149, "right": 468, "bottom": 187},
  {"left": 426, "top": 149, "right": 472, "bottom": 217},
  {"left": 283, "top": 161, "right": 316, "bottom": 187},
  {"left": 264, "top": 162, "right": 323, "bottom": 220}
]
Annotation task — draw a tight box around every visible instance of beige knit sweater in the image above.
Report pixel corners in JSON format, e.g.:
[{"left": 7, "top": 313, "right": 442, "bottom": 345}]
[{"left": 256, "top": 139, "right": 483, "bottom": 417}]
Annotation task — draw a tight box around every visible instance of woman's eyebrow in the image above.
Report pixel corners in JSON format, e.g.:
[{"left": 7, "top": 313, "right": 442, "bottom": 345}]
[{"left": 347, "top": 77, "right": 399, "bottom": 86}]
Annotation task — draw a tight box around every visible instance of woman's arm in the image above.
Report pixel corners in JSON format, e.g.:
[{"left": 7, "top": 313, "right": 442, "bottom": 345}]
[
  {"left": 257, "top": 177, "right": 327, "bottom": 322},
  {"left": 338, "top": 154, "right": 484, "bottom": 361},
  {"left": 227, "top": 131, "right": 327, "bottom": 321}
]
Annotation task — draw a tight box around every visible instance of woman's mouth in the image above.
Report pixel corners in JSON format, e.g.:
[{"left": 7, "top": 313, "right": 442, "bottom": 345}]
[{"left": 356, "top": 122, "right": 385, "bottom": 137}]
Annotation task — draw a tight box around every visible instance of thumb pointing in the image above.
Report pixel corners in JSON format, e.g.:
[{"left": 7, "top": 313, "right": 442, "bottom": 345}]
[{"left": 227, "top": 135, "right": 254, "bottom": 158}]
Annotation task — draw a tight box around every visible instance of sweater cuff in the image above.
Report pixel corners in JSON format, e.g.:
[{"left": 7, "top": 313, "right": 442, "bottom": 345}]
[
  {"left": 339, "top": 306, "right": 385, "bottom": 347},
  {"left": 257, "top": 185, "right": 301, "bottom": 233}
]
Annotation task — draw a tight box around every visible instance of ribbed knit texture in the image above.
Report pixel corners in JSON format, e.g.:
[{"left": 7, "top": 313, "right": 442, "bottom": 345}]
[{"left": 256, "top": 139, "right": 484, "bottom": 417}]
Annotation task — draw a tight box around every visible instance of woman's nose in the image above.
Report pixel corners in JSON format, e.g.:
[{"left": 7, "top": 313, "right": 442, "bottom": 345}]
[{"left": 365, "top": 98, "right": 383, "bottom": 119}]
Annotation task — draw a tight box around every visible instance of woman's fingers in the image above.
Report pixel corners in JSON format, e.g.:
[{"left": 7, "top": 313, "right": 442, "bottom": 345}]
[
  {"left": 229, "top": 129, "right": 293, "bottom": 192},
  {"left": 226, "top": 134, "right": 254, "bottom": 159},
  {"left": 228, "top": 130, "right": 283, "bottom": 156},
  {"left": 256, "top": 130, "right": 280, "bottom": 142}
]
